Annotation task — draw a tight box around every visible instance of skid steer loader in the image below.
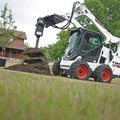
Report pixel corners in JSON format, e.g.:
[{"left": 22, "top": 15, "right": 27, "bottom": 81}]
[{"left": 35, "top": 1, "right": 120, "bottom": 83}]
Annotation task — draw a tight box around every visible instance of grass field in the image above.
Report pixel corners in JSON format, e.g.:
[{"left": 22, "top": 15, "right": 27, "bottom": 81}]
[{"left": 0, "top": 69, "right": 120, "bottom": 120}]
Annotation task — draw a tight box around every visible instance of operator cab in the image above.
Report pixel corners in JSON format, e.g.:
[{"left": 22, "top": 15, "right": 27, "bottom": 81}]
[{"left": 63, "top": 28, "right": 103, "bottom": 63}]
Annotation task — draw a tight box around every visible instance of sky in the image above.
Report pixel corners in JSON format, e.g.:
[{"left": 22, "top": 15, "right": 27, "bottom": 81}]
[{"left": 0, "top": 0, "right": 84, "bottom": 47}]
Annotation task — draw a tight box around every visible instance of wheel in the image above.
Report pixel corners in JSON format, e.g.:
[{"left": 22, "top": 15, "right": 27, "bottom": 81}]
[
  {"left": 69, "top": 60, "right": 91, "bottom": 80},
  {"left": 93, "top": 65, "right": 113, "bottom": 83},
  {"left": 52, "top": 60, "right": 61, "bottom": 75}
]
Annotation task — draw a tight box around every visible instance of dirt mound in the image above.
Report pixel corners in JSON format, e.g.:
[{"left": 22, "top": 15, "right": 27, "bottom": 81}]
[
  {"left": 6, "top": 62, "right": 51, "bottom": 75},
  {"left": 24, "top": 48, "right": 46, "bottom": 58},
  {"left": 6, "top": 48, "right": 51, "bottom": 75},
  {"left": 24, "top": 48, "right": 44, "bottom": 53}
]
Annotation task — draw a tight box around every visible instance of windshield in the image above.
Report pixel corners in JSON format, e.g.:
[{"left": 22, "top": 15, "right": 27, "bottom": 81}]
[
  {"left": 65, "top": 32, "right": 80, "bottom": 57},
  {"left": 63, "top": 29, "right": 102, "bottom": 61},
  {"left": 80, "top": 32, "right": 102, "bottom": 55}
]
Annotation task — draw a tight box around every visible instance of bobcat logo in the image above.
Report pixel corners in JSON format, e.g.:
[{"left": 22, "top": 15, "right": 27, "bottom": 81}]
[{"left": 115, "top": 62, "right": 120, "bottom": 68}]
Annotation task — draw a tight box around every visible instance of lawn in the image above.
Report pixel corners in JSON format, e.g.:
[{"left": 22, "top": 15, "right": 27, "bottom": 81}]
[{"left": 0, "top": 69, "right": 120, "bottom": 120}]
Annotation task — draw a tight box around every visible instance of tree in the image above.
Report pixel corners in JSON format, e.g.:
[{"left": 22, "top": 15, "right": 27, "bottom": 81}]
[
  {"left": 24, "top": 42, "right": 30, "bottom": 49},
  {"left": 0, "top": 3, "right": 17, "bottom": 57},
  {"left": 84, "top": 0, "right": 120, "bottom": 37},
  {"left": 44, "top": 30, "right": 69, "bottom": 60}
]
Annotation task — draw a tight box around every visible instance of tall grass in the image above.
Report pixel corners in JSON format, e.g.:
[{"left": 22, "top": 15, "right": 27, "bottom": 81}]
[{"left": 0, "top": 69, "right": 120, "bottom": 120}]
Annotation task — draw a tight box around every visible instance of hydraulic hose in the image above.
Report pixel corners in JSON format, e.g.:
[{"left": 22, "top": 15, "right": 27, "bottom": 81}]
[{"left": 52, "top": 1, "right": 80, "bottom": 30}]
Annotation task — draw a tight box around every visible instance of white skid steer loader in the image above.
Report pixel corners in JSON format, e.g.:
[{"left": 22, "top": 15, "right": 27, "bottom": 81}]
[{"left": 35, "top": 1, "right": 120, "bottom": 83}]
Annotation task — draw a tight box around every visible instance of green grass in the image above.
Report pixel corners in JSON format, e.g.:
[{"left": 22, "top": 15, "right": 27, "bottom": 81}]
[{"left": 0, "top": 69, "right": 120, "bottom": 120}]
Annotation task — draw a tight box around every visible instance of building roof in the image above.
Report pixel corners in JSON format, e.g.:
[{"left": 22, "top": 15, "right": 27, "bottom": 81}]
[
  {"left": 7, "top": 46, "right": 25, "bottom": 50},
  {"left": 0, "top": 29, "right": 27, "bottom": 40},
  {"left": 13, "top": 30, "right": 27, "bottom": 40}
]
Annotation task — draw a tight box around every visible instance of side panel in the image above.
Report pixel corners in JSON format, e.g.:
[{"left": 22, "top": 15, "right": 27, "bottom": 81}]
[
  {"left": 60, "top": 59, "right": 74, "bottom": 70},
  {"left": 109, "top": 51, "right": 120, "bottom": 76},
  {"left": 87, "top": 62, "right": 100, "bottom": 71}
]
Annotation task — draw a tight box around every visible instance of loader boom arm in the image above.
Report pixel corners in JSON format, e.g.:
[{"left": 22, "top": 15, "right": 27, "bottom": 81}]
[
  {"left": 35, "top": 1, "right": 120, "bottom": 46},
  {"left": 72, "top": 3, "right": 120, "bottom": 44}
]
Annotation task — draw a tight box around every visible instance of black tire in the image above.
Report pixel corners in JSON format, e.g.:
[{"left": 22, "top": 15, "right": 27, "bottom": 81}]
[
  {"left": 93, "top": 65, "right": 113, "bottom": 83},
  {"left": 52, "top": 60, "right": 61, "bottom": 76},
  {"left": 92, "top": 67, "right": 99, "bottom": 82},
  {"left": 69, "top": 60, "right": 91, "bottom": 80}
]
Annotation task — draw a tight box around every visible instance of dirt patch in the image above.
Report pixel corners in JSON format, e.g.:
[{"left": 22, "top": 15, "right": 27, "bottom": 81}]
[
  {"left": 6, "top": 62, "right": 51, "bottom": 75},
  {"left": 6, "top": 48, "right": 51, "bottom": 75}
]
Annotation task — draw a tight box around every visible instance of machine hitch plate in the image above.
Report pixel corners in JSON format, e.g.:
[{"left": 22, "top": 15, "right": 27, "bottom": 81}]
[{"left": 43, "top": 14, "right": 66, "bottom": 27}]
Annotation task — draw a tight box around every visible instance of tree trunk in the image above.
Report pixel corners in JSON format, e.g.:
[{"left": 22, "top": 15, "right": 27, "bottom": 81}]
[{"left": 2, "top": 48, "right": 6, "bottom": 57}]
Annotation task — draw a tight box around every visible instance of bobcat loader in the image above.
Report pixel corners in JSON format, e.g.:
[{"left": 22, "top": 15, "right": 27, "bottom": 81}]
[{"left": 35, "top": 1, "right": 120, "bottom": 83}]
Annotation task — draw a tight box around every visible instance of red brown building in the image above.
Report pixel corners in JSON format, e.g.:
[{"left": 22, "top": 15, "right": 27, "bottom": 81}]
[{"left": 0, "top": 30, "right": 27, "bottom": 59}]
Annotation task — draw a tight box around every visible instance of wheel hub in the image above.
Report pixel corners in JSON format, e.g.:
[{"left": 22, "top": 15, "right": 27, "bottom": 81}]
[
  {"left": 101, "top": 69, "right": 111, "bottom": 81},
  {"left": 76, "top": 65, "right": 88, "bottom": 79}
]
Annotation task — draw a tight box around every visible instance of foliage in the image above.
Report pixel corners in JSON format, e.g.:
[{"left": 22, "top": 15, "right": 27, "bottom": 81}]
[
  {"left": 24, "top": 42, "right": 30, "bottom": 49},
  {"left": 0, "top": 3, "right": 16, "bottom": 56},
  {"left": 84, "top": 0, "right": 120, "bottom": 37},
  {"left": 44, "top": 30, "right": 69, "bottom": 60},
  {"left": 0, "top": 69, "right": 120, "bottom": 120}
]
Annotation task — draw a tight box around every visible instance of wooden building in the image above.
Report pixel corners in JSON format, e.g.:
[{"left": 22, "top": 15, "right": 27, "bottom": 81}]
[{"left": 0, "top": 30, "right": 27, "bottom": 59}]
